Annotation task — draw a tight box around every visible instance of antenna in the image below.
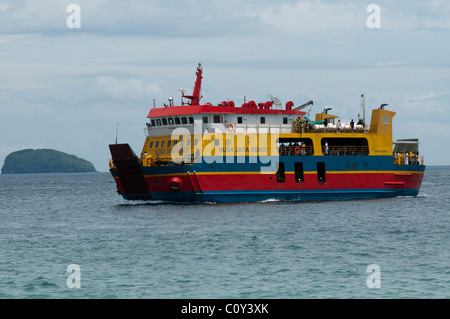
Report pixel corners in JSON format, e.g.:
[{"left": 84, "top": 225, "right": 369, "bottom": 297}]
[
  {"left": 115, "top": 122, "right": 119, "bottom": 144},
  {"left": 361, "top": 94, "right": 366, "bottom": 125},
  {"left": 179, "top": 89, "right": 188, "bottom": 105}
]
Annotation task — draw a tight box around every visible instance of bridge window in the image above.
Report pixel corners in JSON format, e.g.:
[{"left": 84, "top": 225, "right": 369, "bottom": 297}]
[
  {"left": 237, "top": 117, "right": 243, "bottom": 124},
  {"left": 260, "top": 117, "right": 266, "bottom": 124},
  {"left": 149, "top": 141, "right": 154, "bottom": 148},
  {"left": 162, "top": 118, "right": 168, "bottom": 125},
  {"left": 181, "top": 117, "right": 187, "bottom": 124},
  {"left": 189, "top": 117, "right": 194, "bottom": 124},
  {"left": 175, "top": 117, "right": 181, "bottom": 125},
  {"left": 156, "top": 119, "right": 162, "bottom": 126},
  {"left": 168, "top": 118, "right": 174, "bottom": 125},
  {"left": 151, "top": 119, "right": 155, "bottom": 126},
  {"left": 203, "top": 116, "right": 208, "bottom": 124},
  {"left": 214, "top": 115, "right": 221, "bottom": 123},
  {"left": 283, "top": 117, "right": 288, "bottom": 124}
]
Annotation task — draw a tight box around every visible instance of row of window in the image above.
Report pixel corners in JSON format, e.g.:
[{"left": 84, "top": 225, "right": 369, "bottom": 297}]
[
  {"left": 149, "top": 139, "right": 205, "bottom": 149},
  {"left": 149, "top": 116, "right": 290, "bottom": 127},
  {"left": 148, "top": 137, "right": 370, "bottom": 159},
  {"left": 151, "top": 117, "right": 195, "bottom": 127},
  {"left": 149, "top": 140, "right": 176, "bottom": 149}
]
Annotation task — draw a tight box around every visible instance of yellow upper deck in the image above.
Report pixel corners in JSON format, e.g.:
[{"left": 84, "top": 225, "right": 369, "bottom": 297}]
[{"left": 139, "top": 108, "right": 397, "bottom": 163}]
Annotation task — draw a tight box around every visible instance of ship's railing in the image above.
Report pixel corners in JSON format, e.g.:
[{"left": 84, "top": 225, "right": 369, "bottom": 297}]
[
  {"left": 313, "top": 123, "right": 367, "bottom": 133},
  {"left": 140, "top": 154, "right": 195, "bottom": 167},
  {"left": 145, "top": 122, "right": 370, "bottom": 136},
  {"left": 145, "top": 123, "right": 295, "bottom": 136},
  {"left": 278, "top": 145, "right": 314, "bottom": 156},
  {"left": 323, "top": 145, "right": 369, "bottom": 156},
  {"left": 393, "top": 153, "right": 424, "bottom": 165},
  {"left": 293, "top": 122, "right": 368, "bottom": 133},
  {"left": 233, "top": 123, "right": 293, "bottom": 134}
]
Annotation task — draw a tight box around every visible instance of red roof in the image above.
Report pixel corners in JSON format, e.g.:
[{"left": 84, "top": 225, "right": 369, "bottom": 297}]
[{"left": 147, "top": 104, "right": 306, "bottom": 118}]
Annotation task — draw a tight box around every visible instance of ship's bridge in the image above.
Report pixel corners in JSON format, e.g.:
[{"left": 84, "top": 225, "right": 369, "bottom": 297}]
[{"left": 145, "top": 102, "right": 306, "bottom": 137}]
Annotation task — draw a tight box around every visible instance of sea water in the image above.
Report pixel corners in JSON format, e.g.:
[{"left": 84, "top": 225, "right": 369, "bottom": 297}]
[{"left": 0, "top": 166, "right": 449, "bottom": 299}]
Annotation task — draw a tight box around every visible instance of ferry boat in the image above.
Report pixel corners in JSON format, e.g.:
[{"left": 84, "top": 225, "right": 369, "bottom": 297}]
[{"left": 108, "top": 63, "right": 425, "bottom": 203}]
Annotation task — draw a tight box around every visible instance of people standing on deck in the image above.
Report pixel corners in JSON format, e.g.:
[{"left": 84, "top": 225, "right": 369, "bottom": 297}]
[
  {"left": 324, "top": 142, "right": 329, "bottom": 155},
  {"left": 301, "top": 142, "right": 306, "bottom": 155},
  {"left": 350, "top": 119, "right": 354, "bottom": 132},
  {"left": 337, "top": 120, "right": 342, "bottom": 132}
]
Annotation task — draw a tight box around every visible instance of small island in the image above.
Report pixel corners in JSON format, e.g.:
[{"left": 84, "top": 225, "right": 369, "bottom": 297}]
[{"left": 1, "top": 149, "right": 97, "bottom": 174}]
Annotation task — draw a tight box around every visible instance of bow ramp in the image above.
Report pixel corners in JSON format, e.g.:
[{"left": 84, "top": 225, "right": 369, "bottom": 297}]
[{"left": 109, "top": 143, "right": 152, "bottom": 200}]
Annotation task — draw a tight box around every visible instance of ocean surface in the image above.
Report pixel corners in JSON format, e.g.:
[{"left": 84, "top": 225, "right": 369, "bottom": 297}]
[{"left": 0, "top": 166, "right": 449, "bottom": 299}]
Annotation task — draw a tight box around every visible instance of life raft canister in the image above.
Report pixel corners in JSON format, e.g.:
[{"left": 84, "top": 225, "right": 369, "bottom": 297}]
[
  {"left": 169, "top": 177, "right": 182, "bottom": 191},
  {"left": 145, "top": 155, "right": 153, "bottom": 167}
]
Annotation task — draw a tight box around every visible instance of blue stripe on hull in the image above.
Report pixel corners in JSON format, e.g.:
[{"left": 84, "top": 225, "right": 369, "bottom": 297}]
[
  {"left": 123, "top": 188, "right": 420, "bottom": 203},
  {"left": 141, "top": 155, "right": 425, "bottom": 175}
]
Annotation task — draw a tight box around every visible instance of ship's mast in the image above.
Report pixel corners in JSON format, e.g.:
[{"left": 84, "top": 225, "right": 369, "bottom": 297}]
[
  {"left": 361, "top": 93, "right": 366, "bottom": 125},
  {"left": 182, "top": 63, "right": 203, "bottom": 106}
]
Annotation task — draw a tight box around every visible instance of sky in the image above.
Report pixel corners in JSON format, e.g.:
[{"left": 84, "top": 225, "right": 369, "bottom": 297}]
[{"left": 1, "top": 0, "right": 449, "bottom": 172}]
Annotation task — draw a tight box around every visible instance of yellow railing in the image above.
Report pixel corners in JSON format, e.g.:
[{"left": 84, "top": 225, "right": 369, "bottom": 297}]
[
  {"left": 393, "top": 153, "right": 424, "bottom": 165},
  {"left": 140, "top": 154, "right": 194, "bottom": 167},
  {"left": 278, "top": 145, "right": 314, "bottom": 156},
  {"left": 324, "top": 145, "right": 369, "bottom": 156}
]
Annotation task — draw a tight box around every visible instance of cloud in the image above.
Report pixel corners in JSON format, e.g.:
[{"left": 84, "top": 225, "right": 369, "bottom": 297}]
[
  {"left": 401, "top": 90, "right": 450, "bottom": 119},
  {"left": 0, "top": 0, "right": 262, "bottom": 37},
  {"left": 242, "top": 1, "right": 363, "bottom": 37},
  {"left": 2, "top": 0, "right": 450, "bottom": 38},
  {"left": 242, "top": 0, "right": 450, "bottom": 36},
  {"left": 93, "top": 75, "right": 162, "bottom": 101}
]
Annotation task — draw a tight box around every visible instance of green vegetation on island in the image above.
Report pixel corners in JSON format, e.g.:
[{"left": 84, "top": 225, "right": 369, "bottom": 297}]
[{"left": 1, "top": 149, "right": 97, "bottom": 174}]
